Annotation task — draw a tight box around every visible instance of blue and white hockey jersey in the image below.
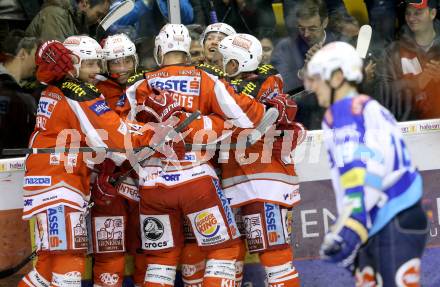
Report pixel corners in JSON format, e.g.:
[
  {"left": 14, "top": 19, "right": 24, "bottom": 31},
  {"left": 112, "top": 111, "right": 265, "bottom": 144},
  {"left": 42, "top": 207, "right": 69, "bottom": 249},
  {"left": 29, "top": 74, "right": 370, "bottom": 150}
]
[{"left": 322, "top": 92, "right": 422, "bottom": 239}]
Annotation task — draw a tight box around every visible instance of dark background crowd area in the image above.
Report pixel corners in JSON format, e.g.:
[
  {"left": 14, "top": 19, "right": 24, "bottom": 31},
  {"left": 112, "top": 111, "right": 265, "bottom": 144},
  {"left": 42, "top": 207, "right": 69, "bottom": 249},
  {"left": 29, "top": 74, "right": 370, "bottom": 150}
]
[{"left": 2, "top": 0, "right": 440, "bottom": 157}]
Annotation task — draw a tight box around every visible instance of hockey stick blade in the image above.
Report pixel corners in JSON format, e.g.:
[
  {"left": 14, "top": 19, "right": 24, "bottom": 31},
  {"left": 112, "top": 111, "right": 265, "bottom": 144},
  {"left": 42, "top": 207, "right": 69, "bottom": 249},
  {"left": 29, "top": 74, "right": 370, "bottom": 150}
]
[
  {"left": 186, "top": 108, "right": 279, "bottom": 151},
  {"left": 356, "top": 25, "right": 372, "bottom": 59},
  {"left": 96, "top": 0, "right": 134, "bottom": 39},
  {"left": 0, "top": 251, "right": 36, "bottom": 279}
]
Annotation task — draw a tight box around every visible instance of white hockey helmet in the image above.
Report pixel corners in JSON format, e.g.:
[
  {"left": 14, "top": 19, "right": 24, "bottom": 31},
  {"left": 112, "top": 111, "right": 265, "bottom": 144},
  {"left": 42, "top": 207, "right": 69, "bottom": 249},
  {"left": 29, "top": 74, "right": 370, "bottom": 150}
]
[
  {"left": 200, "top": 23, "right": 236, "bottom": 46},
  {"left": 218, "top": 33, "right": 263, "bottom": 77},
  {"left": 102, "top": 33, "right": 138, "bottom": 71},
  {"left": 154, "top": 24, "right": 191, "bottom": 66},
  {"left": 307, "top": 41, "right": 363, "bottom": 83},
  {"left": 63, "top": 35, "right": 103, "bottom": 76}
]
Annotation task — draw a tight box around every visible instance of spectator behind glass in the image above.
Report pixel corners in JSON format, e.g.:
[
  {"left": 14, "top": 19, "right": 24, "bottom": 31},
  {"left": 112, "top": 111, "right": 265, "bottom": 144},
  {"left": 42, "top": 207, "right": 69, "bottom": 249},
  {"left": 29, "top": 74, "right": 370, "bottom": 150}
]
[
  {"left": 25, "top": 0, "right": 110, "bottom": 41},
  {"left": 188, "top": 24, "right": 205, "bottom": 65},
  {"left": 380, "top": 0, "right": 440, "bottom": 121},
  {"left": 271, "top": 0, "right": 342, "bottom": 93},
  {"left": 0, "top": 30, "right": 40, "bottom": 157},
  {"left": 260, "top": 37, "right": 274, "bottom": 64},
  {"left": 272, "top": 0, "right": 345, "bottom": 129},
  {"left": 197, "top": 0, "right": 275, "bottom": 36},
  {"left": 107, "top": 0, "right": 194, "bottom": 40},
  {"left": 0, "top": 0, "right": 41, "bottom": 42}
]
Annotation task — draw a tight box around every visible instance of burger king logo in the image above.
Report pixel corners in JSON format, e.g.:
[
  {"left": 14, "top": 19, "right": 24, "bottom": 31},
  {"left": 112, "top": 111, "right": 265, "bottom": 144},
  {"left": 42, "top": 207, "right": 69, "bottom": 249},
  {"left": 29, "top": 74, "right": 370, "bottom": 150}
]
[{"left": 194, "top": 212, "right": 220, "bottom": 238}]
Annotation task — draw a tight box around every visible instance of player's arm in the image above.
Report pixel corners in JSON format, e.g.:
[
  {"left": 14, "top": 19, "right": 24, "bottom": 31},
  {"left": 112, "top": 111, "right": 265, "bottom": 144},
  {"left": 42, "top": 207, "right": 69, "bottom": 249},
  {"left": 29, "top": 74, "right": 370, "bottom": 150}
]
[
  {"left": 203, "top": 71, "right": 265, "bottom": 129},
  {"left": 61, "top": 82, "right": 153, "bottom": 150}
]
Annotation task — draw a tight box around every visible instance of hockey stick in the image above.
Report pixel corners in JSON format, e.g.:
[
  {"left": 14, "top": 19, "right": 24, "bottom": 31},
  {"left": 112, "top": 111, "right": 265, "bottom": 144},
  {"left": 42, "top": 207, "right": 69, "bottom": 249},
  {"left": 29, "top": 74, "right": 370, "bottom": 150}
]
[
  {"left": 355, "top": 25, "right": 372, "bottom": 59},
  {"left": 186, "top": 108, "right": 279, "bottom": 151},
  {"left": 2, "top": 112, "right": 200, "bottom": 156},
  {"left": 0, "top": 251, "right": 37, "bottom": 279},
  {"left": 209, "top": 0, "right": 218, "bottom": 23},
  {"left": 95, "top": 0, "right": 135, "bottom": 40}
]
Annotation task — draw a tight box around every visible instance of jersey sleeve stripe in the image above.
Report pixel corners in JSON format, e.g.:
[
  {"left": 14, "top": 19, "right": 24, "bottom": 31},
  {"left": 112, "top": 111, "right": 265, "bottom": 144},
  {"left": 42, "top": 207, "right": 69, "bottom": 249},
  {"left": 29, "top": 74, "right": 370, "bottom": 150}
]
[{"left": 66, "top": 98, "right": 108, "bottom": 148}]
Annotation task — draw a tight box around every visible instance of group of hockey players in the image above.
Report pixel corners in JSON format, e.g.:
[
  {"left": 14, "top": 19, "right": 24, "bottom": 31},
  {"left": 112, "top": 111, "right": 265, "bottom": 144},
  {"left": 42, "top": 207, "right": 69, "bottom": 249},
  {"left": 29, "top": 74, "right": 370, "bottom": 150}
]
[{"left": 17, "top": 16, "right": 428, "bottom": 287}]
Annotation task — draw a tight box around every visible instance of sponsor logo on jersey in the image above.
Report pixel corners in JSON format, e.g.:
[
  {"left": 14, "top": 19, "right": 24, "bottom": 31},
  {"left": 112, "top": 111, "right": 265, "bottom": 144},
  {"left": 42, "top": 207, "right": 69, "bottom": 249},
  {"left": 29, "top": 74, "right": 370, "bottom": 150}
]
[
  {"left": 141, "top": 215, "right": 174, "bottom": 250},
  {"left": 243, "top": 214, "right": 265, "bottom": 252},
  {"left": 89, "top": 100, "right": 111, "bottom": 116},
  {"left": 23, "top": 176, "right": 52, "bottom": 187},
  {"left": 100, "top": 273, "right": 120, "bottom": 286},
  {"left": 143, "top": 217, "right": 164, "bottom": 241},
  {"left": 116, "top": 94, "right": 126, "bottom": 107},
  {"left": 47, "top": 205, "right": 67, "bottom": 250},
  {"left": 70, "top": 212, "right": 88, "bottom": 250},
  {"left": 61, "top": 81, "right": 94, "bottom": 97},
  {"left": 24, "top": 199, "right": 33, "bottom": 207},
  {"left": 117, "top": 182, "right": 139, "bottom": 202},
  {"left": 37, "top": 97, "right": 58, "bottom": 118},
  {"left": 212, "top": 178, "right": 240, "bottom": 239},
  {"left": 188, "top": 206, "right": 230, "bottom": 246},
  {"left": 195, "top": 211, "right": 220, "bottom": 237},
  {"left": 148, "top": 76, "right": 201, "bottom": 96},
  {"left": 95, "top": 216, "right": 124, "bottom": 253},
  {"left": 264, "top": 203, "right": 286, "bottom": 246},
  {"left": 161, "top": 174, "right": 181, "bottom": 181},
  {"left": 281, "top": 209, "right": 293, "bottom": 243},
  {"left": 49, "top": 153, "right": 61, "bottom": 165}
]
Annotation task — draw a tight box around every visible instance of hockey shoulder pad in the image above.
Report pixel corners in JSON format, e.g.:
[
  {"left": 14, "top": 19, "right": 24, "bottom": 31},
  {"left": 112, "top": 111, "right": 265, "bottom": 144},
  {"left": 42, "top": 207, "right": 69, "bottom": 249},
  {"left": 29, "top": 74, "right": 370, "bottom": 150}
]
[
  {"left": 230, "top": 77, "right": 264, "bottom": 99},
  {"left": 127, "top": 69, "right": 150, "bottom": 87},
  {"left": 56, "top": 79, "right": 101, "bottom": 102},
  {"left": 257, "top": 64, "right": 279, "bottom": 77},
  {"left": 197, "top": 63, "right": 226, "bottom": 78}
]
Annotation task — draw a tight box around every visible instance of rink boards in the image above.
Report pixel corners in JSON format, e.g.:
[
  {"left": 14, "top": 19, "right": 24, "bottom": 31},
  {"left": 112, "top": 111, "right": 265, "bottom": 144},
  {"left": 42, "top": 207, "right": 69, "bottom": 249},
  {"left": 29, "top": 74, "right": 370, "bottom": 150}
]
[{"left": 1, "top": 118, "right": 440, "bottom": 286}]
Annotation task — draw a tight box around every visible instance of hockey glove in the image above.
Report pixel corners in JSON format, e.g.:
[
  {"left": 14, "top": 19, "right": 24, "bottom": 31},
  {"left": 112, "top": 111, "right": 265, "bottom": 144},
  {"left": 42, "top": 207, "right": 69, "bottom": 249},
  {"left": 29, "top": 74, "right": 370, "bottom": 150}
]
[
  {"left": 35, "top": 40, "right": 74, "bottom": 84},
  {"left": 143, "top": 88, "right": 183, "bottom": 122},
  {"left": 91, "top": 159, "right": 119, "bottom": 206},
  {"left": 272, "top": 122, "right": 306, "bottom": 161},
  {"left": 264, "top": 94, "right": 298, "bottom": 126},
  {"left": 320, "top": 225, "right": 364, "bottom": 272}
]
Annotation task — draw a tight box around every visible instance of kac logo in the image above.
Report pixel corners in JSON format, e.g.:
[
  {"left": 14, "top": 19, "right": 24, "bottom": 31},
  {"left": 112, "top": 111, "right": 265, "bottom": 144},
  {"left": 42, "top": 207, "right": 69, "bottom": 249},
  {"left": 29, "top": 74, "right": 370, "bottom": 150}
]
[{"left": 195, "top": 211, "right": 220, "bottom": 238}]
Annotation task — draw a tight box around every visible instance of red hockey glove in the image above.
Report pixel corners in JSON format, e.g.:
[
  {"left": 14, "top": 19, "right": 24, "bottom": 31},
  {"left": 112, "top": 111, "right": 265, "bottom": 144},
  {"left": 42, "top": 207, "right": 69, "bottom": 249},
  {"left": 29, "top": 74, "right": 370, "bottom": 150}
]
[
  {"left": 158, "top": 133, "right": 186, "bottom": 161},
  {"left": 264, "top": 94, "right": 298, "bottom": 126},
  {"left": 91, "top": 159, "right": 119, "bottom": 206},
  {"left": 35, "top": 40, "right": 74, "bottom": 84},
  {"left": 272, "top": 122, "right": 306, "bottom": 160},
  {"left": 143, "top": 89, "right": 183, "bottom": 122}
]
